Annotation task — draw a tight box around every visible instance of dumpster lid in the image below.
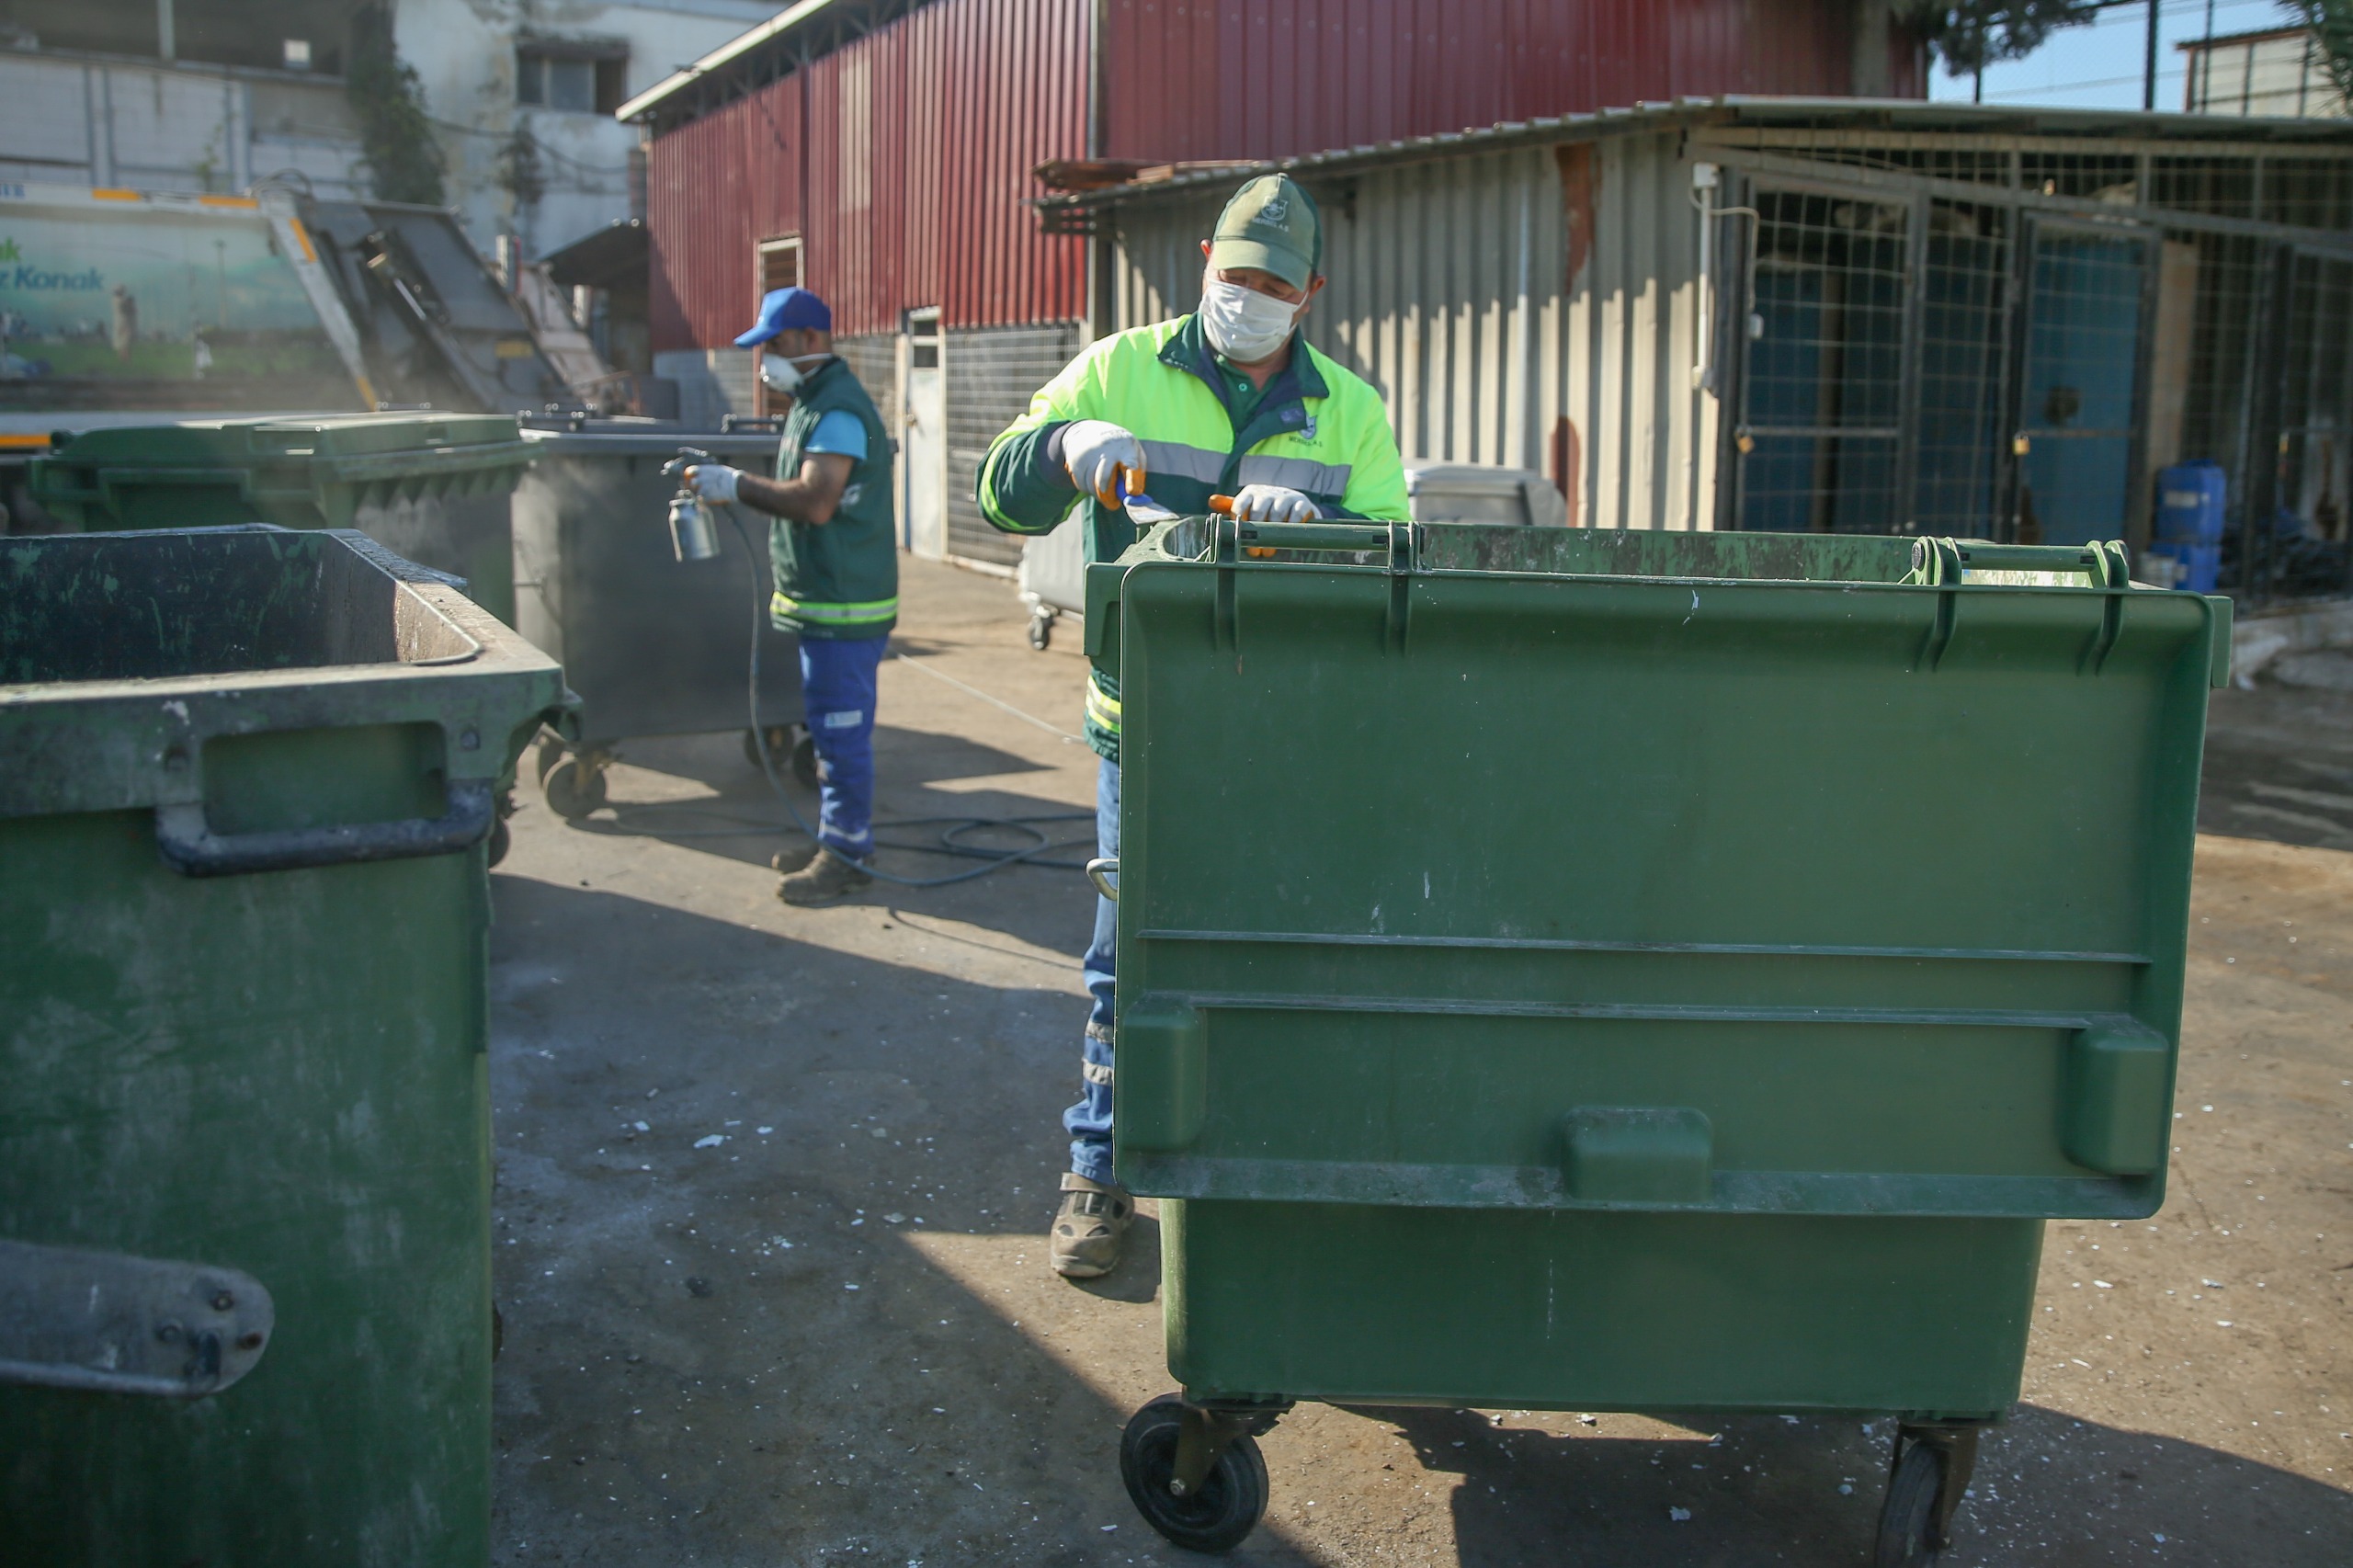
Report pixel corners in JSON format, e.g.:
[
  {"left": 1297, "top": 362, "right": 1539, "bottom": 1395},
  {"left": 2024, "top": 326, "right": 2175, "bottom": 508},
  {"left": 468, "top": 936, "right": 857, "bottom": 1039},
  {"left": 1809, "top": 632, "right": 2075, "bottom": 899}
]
[
  {"left": 517, "top": 425, "right": 779, "bottom": 458},
  {"left": 47, "top": 413, "right": 529, "bottom": 471}
]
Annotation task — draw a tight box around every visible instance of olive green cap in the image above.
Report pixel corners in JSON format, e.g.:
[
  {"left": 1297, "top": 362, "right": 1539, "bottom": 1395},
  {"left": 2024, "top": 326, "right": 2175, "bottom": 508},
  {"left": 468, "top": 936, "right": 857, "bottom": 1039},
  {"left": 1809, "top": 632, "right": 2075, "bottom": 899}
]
[{"left": 1208, "top": 175, "right": 1322, "bottom": 292}]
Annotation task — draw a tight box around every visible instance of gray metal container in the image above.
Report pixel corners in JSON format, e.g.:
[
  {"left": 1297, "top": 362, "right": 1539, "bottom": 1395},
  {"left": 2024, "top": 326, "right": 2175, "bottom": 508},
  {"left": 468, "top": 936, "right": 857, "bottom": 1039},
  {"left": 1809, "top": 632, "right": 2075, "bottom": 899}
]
[{"left": 510, "top": 421, "right": 804, "bottom": 815}]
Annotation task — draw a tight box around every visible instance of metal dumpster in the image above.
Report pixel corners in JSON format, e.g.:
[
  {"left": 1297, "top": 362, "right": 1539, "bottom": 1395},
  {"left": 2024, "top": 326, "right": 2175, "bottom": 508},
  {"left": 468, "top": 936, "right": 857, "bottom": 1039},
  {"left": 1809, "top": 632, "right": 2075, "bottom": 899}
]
[
  {"left": 509, "top": 419, "right": 806, "bottom": 817},
  {"left": 28, "top": 413, "right": 533, "bottom": 624},
  {"left": 1086, "top": 519, "right": 2230, "bottom": 1562},
  {"left": 0, "top": 527, "right": 568, "bottom": 1565}
]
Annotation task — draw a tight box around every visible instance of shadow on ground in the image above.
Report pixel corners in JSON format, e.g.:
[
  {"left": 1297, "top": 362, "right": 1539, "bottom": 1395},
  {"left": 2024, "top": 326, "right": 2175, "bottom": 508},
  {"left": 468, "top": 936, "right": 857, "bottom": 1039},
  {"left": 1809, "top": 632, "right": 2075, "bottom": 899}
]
[
  {"left": 1314, "top": 1401, "right": 2353, "bottom": 1566},
  {"left": 2200, "top": 685, "right": 2353, "bottom": 852}
]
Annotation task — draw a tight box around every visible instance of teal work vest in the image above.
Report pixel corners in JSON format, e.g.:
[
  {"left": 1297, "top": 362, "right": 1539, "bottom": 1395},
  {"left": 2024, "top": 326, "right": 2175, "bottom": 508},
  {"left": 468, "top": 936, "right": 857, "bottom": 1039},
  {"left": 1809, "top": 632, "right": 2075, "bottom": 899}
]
[{"left": 769, "top": 358, "right": 898, "bottom": 641}]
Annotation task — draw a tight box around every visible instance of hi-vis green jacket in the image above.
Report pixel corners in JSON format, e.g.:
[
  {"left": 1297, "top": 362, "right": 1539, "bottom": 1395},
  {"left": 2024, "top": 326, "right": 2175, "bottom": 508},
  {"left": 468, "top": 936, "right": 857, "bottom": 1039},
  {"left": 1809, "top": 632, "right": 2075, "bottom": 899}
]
[{"left": 977, "top": 313, "right": 1408, "bottom": 762}]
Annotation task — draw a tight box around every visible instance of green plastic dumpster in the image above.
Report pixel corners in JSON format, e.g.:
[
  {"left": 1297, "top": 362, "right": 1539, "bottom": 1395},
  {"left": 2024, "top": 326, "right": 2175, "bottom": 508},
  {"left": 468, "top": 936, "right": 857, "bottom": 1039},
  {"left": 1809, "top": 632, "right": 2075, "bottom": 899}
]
[
  {"left": 1086, "top": 520, "right": 2231, "bottom": 1562},
  {"left": 0, "top": 526, "right": 568, "bottom": 1565},
  {"left": 28, "top": 413, "right": 534, "bottom": 623}
]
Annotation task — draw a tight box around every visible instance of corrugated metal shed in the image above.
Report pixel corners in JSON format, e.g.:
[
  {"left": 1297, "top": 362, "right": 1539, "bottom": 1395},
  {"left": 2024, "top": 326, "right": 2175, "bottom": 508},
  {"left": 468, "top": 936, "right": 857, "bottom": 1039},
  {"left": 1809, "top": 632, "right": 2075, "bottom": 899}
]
[
  {"left": 634, "top": 1, "right": 1931, "bottom": 354},
  {"left": 1111, "top": 132, "right": 1714, "bottom": 530},
  {"left": 644, "top": 0, "right": 1088, "bottom": 352},
  {"left": 1086, "top": 97, "right": 2353, "bottom": 569},
  {"left": 1097, "top": 0, "right": 1921, "bottom": 164},
  {"left": 645, "top": 74, "right": 806, "bottom": 354}
]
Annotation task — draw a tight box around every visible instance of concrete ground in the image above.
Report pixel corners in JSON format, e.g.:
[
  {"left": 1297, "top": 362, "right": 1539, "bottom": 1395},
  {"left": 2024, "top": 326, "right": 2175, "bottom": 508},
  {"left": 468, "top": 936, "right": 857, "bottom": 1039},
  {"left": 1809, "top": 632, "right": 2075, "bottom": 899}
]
[{"left": 486, "top": 558, "right": 2352, "bottom": 1567}]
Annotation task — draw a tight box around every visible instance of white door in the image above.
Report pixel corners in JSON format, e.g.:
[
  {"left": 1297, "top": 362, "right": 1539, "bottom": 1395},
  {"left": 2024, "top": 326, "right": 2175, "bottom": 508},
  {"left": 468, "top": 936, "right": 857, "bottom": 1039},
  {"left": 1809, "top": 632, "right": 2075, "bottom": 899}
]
[{"left": 903, "top": 309, "right": 946, "bottom": 559}]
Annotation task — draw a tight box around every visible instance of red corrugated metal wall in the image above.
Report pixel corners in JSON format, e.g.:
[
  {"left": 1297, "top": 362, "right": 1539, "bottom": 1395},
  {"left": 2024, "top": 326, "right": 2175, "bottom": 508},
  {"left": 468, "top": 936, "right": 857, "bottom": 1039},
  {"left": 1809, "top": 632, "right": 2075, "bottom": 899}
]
[
  {"left": 647, "top": 74, "right": 805, "bottom": 355},
  {"left": 648, "top": 0, "right": 1924, "bottom": 352},
  {"left": 1100, "top": 0, "right": 1921, "bottom": 162},
  {"left": 649, "top": 0, "right": 1090, "bottom": 352}
]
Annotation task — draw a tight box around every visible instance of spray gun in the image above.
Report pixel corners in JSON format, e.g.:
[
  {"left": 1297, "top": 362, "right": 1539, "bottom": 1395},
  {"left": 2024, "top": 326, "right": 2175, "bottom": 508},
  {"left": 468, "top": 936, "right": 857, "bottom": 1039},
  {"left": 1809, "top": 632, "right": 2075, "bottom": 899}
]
[{"left": 661, "top": 447, "right": 724, "bottom": 562}]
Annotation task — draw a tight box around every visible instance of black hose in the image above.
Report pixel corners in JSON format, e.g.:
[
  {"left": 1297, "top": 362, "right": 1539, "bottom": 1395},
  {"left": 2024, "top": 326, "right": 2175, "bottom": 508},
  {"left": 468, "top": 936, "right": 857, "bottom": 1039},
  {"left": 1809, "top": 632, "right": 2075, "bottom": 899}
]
[{"left": 721, "top": 504, "right": 1093, "bottom": 887}]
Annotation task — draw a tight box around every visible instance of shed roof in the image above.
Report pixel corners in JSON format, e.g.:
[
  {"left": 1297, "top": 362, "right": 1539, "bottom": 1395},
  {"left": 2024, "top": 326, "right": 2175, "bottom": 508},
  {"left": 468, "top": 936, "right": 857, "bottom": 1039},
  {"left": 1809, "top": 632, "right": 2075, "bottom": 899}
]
[
  {"left": 616, "top": 0, "right": 870, "bottom": 124},
  {"left": 1042, "top": 94, "right": 2353, "bottom": 212}
]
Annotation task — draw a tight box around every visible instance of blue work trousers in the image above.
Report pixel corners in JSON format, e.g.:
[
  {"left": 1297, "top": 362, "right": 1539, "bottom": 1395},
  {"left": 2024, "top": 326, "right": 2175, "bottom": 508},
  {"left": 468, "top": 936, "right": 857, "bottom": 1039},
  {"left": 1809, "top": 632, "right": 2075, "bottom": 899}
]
[
  {"left": 799, "top": 633, "right": 887, "bottom": 861},
  {"left": 1066, "top": 756, "right": 1119, "bottom": 1184}
]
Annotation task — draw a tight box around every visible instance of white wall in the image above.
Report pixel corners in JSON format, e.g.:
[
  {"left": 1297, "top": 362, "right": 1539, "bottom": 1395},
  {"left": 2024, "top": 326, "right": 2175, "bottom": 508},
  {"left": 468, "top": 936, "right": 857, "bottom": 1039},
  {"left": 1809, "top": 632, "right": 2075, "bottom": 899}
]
[
  {"left": 0, "top": 48, "right": 367, "bottom": 199},
  {"left": 394, "top": 0, "right": 772, "bottom": 258}
]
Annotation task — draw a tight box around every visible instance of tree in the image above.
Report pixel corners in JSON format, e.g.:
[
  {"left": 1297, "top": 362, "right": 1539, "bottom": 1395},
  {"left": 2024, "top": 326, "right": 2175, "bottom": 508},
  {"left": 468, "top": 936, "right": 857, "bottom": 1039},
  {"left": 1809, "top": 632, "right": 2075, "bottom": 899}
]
[
  {"left": 347, "top": 4, "right": 446, "bottom": 206},
  {"left": 1894, "top": 2, "right": 2106, "bottom": 77},
  {"left": 2284, "top": 1, "right": 2353, "bottom": 108}
]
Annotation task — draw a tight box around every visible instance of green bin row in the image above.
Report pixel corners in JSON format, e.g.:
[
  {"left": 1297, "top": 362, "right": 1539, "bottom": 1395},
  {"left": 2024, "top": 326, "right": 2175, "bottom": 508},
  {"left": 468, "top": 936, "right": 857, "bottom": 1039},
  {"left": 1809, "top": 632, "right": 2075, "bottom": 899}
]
[
  {"left": 0, "top": 527, "right": 568, "bottom": 1564},
  {"left": 1087, "top": 518, "right": 2229, "bottom": 1560},
  {"left": 30, "top": 414, "right": 532, "bottom": 624}
]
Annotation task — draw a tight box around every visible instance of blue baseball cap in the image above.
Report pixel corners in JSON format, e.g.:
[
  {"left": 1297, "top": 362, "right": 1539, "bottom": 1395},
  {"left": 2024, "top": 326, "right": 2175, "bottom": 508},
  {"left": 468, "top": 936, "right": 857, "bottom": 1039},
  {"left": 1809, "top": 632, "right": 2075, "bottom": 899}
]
[{"left": 734, "top": 286, "right": 832, "bottom": 346}]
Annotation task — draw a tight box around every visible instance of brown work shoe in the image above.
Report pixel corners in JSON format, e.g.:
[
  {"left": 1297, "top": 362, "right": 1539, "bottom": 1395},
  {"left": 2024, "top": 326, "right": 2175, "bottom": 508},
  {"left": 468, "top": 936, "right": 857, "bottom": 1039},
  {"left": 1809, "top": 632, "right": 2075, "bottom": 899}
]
[
  {"left": 769, "top": 839, "right": 820, "bottom": 875},
  {"left": 777, "top": 846, "right": 872, "bottom": 905},
  {"left": 1050, "top": 1173, "right": 1133, "bottom": 1278}
]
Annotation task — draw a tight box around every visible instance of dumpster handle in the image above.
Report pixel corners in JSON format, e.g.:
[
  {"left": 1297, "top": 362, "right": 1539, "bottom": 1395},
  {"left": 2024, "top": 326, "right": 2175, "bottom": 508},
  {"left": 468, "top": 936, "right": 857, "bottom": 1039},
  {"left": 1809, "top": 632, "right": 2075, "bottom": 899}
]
[
  {"left": 154, "top": 778, "right": 496, "bottom": 878},
  {"left": 1086, "top": 857, "right": 1120, "bottom": 902}
]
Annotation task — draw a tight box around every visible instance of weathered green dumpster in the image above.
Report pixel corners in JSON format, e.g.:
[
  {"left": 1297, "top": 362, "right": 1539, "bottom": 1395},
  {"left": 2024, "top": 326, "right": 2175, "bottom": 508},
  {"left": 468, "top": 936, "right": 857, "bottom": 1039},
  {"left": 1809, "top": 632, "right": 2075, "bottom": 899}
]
[
  {"left": 28, "top": 413, "right": 533, "bottom": 623},
  {"left": 0, "top": 527, "right": 568, "bottom": 1565},
  {"left": 1087, "top": 520, "right": 2230, "bottom": 1562}
]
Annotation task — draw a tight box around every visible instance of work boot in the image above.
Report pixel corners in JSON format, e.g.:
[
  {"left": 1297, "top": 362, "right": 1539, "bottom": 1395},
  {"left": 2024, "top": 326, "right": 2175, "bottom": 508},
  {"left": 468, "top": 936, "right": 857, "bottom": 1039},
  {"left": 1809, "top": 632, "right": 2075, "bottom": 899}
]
[
  {"left": 769, "top": 838, "right": 821, "bottom": 875},
  {"left": 1050, "top": 1173, "right": 1133, "bottom": 1279},
  {"left": 777, "top": 846, "right": 872, "bottom": 905}
]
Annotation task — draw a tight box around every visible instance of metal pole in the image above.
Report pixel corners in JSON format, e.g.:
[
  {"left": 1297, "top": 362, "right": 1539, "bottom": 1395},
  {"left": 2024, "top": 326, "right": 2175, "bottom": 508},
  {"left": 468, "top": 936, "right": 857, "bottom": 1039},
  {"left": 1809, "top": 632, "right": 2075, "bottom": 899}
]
[
  {"left": 2143, "top": 0, "right": 2161, "bottom": 112},
  {"left": 155, "top": 0, "right": 175, "bottom": 62}
]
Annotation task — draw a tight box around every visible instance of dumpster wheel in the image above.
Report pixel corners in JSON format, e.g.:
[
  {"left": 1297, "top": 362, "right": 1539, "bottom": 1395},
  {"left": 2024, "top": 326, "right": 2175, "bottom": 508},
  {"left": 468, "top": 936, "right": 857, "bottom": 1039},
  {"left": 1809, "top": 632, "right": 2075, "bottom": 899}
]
[
  {"left": 744, "top": 726, "right": 821, "bottom": 791},
  {"left": 1120, "top": 1394, "right": 1274, "bottom": 1554},
  {"left": 1875, "top": 1424, "right": 1979, "bottom": 1567},
  {"left": 542, "top": 753, "right": 609, "bottom": 821}
]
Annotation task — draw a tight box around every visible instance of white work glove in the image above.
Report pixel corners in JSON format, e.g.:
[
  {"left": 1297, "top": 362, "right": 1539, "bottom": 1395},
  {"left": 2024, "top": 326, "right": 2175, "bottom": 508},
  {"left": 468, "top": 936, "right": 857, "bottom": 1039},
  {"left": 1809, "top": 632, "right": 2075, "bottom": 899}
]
[
  {"left": 684, "top": 463, "right": 742, "bottom": 504},
  {"left": 1061, "top": 419, "right": 1145, "bottom": 506},
  {"left": 1228, "top": 483, "right": 1322, "bottom": 525}
]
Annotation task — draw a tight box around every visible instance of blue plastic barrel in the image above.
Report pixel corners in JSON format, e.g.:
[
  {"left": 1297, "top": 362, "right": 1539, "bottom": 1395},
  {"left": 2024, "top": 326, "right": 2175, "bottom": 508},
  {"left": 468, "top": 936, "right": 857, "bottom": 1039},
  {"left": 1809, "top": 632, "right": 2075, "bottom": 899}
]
[
  {"left": 2147, "top": 540, "right": 2222, "bottom": 593},
  {"left": 2155, "top": 461, "right": 2226, "bottom": 544}
]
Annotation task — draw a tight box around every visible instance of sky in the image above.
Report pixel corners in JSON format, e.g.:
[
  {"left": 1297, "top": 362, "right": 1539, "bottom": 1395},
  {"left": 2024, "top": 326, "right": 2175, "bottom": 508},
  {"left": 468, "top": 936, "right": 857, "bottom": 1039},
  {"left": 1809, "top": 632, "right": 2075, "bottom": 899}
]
[{"left": 1924, "top": 0, "right": 2309, "bottom": 110}]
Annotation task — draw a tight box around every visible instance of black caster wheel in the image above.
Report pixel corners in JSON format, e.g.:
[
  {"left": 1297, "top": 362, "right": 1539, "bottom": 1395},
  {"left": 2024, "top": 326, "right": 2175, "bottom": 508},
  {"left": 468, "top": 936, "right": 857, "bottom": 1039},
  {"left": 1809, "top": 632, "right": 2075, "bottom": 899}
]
[
  {"left": 541, "top": 753, "right": 608, "bottom": 821},
  {"left": 1028, "top": 611, "right": 1053, "bottom": 651},
  {"left": 486, "top": 815, "right": 512, "bottom": 867},
  {"left": 1119, "top": 1394, "right": 1269, "bottom": 1555},
  {"left": 790, "top": 730, "right": 821, "bottom": 791},
  {"left": 1875, "top": 1426, "right": 1976, "bottom": 1568},
  {"left": 743, "top": 725, "right": 795, "bottom": 773}
]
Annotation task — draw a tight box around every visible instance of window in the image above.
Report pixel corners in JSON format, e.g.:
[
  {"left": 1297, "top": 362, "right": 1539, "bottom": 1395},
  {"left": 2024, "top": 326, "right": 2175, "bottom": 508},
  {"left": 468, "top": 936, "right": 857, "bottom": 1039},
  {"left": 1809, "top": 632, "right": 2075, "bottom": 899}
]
[{"left": 517, "top": 42, "right": 628, "bottom": 115}]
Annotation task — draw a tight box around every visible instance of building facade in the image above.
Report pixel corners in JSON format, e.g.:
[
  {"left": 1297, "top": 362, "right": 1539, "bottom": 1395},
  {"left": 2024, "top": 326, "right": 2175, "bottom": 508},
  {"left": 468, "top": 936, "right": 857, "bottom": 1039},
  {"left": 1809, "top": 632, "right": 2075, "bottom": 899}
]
[
  {"left": 630, "top": 0, "right": 1927, "bottom": 569},
  {"left": 2182, "top": 27, "right": 2348, "bottom": 120},
  {"left": 396, "top": 0, "right": 775, "bottom": 256},
  {"left": 0, "top": 1, "right": 767, "bottom": 256}
]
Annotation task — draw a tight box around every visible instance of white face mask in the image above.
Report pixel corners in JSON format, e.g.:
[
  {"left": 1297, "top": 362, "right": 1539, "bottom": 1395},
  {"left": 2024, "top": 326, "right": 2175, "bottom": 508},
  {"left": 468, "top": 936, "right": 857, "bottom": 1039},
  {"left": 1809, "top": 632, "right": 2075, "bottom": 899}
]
[
  {"left": 1199, "top": 276, "right": 1302, "bottom": 363},
  {"left": 759, "top": 351, "right": 826, "bottom": 394}
]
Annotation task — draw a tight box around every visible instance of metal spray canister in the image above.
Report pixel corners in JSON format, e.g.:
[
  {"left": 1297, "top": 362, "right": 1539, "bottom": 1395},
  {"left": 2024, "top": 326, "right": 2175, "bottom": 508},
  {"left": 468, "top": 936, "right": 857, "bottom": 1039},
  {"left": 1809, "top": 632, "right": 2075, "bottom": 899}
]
[{"left": 662, "top": 447, "right": 723, "bottom": 562}]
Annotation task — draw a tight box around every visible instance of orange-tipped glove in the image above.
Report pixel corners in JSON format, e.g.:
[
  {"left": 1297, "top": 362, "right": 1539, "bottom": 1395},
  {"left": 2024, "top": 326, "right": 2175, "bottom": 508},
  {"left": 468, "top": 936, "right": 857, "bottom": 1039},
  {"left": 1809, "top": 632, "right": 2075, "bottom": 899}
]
[
  {"left": 1061, "top": 420, "right": 1146, "bottom": 507},
  {"left": 1228, "top": 483, "right": 1322, "bottom": 525}
]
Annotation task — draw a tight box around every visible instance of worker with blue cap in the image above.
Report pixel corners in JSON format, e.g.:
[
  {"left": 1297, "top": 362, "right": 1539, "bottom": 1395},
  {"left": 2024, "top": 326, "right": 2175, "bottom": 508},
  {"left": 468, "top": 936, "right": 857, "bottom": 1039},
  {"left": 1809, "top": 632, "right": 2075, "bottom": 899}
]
[{"left": 684, "top": 286, "right": 898, "bottom": 904}]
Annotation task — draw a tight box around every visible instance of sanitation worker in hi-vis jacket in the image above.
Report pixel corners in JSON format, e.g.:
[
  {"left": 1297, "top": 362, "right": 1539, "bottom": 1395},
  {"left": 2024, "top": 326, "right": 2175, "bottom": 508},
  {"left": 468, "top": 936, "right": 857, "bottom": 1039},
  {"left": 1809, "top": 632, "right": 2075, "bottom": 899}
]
[
  {"left": 685, "top": 287, "right": 898, "bottom": 906},
  {"left": 979, "top": 175, "right": 1410, "bottom": 1278}
]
